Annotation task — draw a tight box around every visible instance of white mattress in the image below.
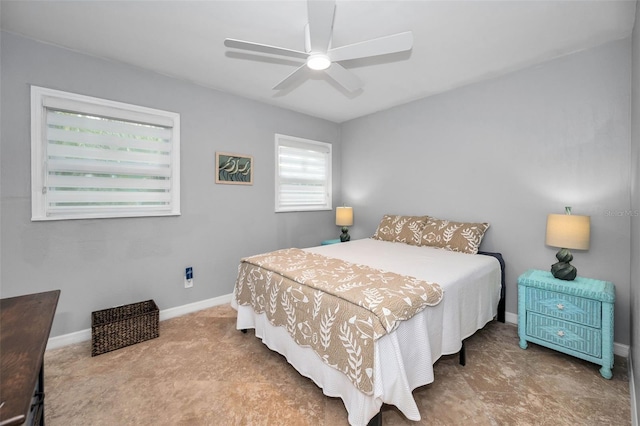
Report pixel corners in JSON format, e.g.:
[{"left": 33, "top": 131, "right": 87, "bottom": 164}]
[{"left": 232, "top": 238, "right": 501, "bottom": 426}]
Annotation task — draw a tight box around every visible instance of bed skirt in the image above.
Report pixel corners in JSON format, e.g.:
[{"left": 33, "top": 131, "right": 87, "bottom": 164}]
[{"left": 233, "top": 300, "right": 445, "bottom": 426}]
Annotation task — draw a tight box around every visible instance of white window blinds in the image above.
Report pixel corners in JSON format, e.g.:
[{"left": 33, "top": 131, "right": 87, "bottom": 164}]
[
  {"left": 275, "top": 134, "right": 332, "bottom": 212},
  {"left": 31, "top": 86, "right": 180, "bottom": 220}
]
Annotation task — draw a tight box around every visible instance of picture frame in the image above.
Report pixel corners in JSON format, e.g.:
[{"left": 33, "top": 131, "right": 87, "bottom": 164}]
[{"left": 215, "top": 152, "right": 253, "bottom": 185}]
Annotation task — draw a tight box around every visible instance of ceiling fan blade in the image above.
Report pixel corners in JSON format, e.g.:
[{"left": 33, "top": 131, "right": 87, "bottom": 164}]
[
  {"left": 328, "top": 31, "right": 414, "bottom": 62},
  {"left": 307, "top": 0, "right": 335, "bottom": 53},
  {"left": 224, "top": 38, "right": 308, "bottom": 60},
  {"left": 273, "top": 64, "right": 308, "bottom": 91},
  {"left": 324, "top": 63, "right": 362, "bottom": 92}
]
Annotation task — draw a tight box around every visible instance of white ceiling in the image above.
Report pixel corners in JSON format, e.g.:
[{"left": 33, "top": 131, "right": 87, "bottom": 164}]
[{"left": 1, "top": 1, "right": 636, "bottom": 123}]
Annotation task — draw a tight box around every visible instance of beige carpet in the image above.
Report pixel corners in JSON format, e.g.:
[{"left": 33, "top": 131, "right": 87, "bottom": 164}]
[{"left": 44, "top": 304, "right": 630, "bottom": 425}]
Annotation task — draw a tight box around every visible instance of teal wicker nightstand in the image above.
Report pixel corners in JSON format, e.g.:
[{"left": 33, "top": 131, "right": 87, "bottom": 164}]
[
  {"left": 321, "top": 239, "right": 341, "bottom": 245},
  {"left": 518, "top": 269, "right": 615, "bottom": 379}
]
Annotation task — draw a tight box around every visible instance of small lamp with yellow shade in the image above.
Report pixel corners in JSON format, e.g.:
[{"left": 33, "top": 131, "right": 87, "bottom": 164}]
[
  {"left": 336, "top": 207, "right": 353, "bottom": 242},
  {"left": 545, "top": 207, "right": 590, "bottom": 281}
]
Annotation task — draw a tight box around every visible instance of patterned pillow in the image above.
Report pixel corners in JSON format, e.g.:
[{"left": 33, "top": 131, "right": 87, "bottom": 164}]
[
  {"left": 419, "top": 216, "right": 490, "bottom": 254},
  {"left": 372, "top": 215, "right": 428, "bottom": 246}
]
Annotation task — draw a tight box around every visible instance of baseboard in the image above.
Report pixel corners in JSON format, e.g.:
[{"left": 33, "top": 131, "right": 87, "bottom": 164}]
[
  {"left": 615, "top": 342, "right": 631, "bottom": 358},
  {"left": 504, "top": 311, "right": 629, "bottom": 358},
  {"left": 159, "top": 293, "right": 233, "bottom": 321},
  {"left": 504, "top": 311, "right": 518, "bottom": 325},
  {"left": 630, "top": 348, "right": 639, "bottom": 426},
  {"left": 48, "top": 301, "right": 631, "bottom": 359},
  {"left": 47, "top": 328, "right": 92, "bottom": 350},
  {"left": 46, "top": 293, "right": 233, "bottom": 350}
]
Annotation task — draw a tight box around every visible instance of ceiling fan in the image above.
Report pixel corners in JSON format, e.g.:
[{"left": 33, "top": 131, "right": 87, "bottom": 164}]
[{"left": 224, "top": 0, "right": 413, "bottom": 93}]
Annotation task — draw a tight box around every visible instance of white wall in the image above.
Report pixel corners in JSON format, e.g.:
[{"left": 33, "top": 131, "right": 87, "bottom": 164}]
[
  {"left": 0, "top": 32, "right": 341, "bottom": 337},
  {"left": 342, "top": 38, "right": 632, "bottom": 345}
]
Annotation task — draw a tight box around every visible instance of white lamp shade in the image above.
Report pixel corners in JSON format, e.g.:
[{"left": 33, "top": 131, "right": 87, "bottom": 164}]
[
  {"left": 336, "top": 207, "right": 353, "bottom": 226},
  {"left": 545, "top": 214, "right": 591, "bottom": 250}
]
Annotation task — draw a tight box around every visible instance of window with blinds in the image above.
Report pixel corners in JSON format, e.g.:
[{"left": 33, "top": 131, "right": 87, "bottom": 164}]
[
  {"left": 275, "top": 134, "right": 332, "bottom": 212},
  {"left": 31, "top": 86, "right": 180, "bottom": 221}
]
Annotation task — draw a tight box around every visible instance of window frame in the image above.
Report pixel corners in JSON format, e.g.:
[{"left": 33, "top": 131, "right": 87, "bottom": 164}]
[
  {"left": 274, "top": 133, "right": 332, "bottom": 213},
  {"left": 30, "top": 86, "right": 181, "bottom": 221}
]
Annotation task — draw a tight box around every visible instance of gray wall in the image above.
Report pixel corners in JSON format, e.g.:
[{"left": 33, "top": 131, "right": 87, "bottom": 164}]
[
  {"left": 631, "top": 0, "right": 640, "bottom": 419},
  {"left": 0, "top": 32, "right": 341, "bottom": 337},
  {"left": 341, "top": 38, "right": 632, "bottom": 346},
  {"left": 0, "top": 29, "right": 636, "bottom": 351}
]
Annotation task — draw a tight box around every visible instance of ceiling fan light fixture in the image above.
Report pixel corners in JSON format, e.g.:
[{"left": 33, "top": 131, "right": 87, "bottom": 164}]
[
  {"left": 224, "top": 0, "right": 413, "bottom": 93},
  {"left": 306, "top": 53, "right": 331, "bottom": 71}
]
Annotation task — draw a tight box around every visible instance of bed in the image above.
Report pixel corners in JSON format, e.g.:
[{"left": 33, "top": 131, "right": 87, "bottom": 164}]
[{"left": 231, "top": 215, "right": 504, "bottom": 425}]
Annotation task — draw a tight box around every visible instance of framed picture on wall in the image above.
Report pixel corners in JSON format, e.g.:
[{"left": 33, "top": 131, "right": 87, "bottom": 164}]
[{"left": 215, "top": 152, "right": 253, "bottom": 185}]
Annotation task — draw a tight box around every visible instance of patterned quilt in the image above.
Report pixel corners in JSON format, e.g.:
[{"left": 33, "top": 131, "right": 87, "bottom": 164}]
[{"left": 234, "top": 248, "right": 444, "bottom": 395}]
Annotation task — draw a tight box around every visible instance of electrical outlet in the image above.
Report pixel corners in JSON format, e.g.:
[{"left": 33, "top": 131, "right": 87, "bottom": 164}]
[{"left": 184, "top": 267, "right": 193, "bottom": 288}]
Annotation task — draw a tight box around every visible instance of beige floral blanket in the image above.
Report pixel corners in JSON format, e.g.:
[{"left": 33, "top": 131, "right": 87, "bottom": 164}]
[{"left": 234, "top": 248, "right": 443, "bottom": 395}]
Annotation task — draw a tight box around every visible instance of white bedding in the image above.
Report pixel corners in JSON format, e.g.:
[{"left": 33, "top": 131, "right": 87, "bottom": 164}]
[{"left": 231, "top": 238, "right": 501, "bottom": 425}]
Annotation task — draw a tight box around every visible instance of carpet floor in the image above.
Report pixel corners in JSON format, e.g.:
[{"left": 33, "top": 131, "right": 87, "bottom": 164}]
[{"left": 44, "top": 304, "right": 630, "bottom": 425}]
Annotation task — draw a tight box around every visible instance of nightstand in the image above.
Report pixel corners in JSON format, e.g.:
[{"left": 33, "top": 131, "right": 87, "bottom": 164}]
[
  {"left": 321, "top": 239, "right": 341, "bottom": 245},
  {"left": 518, "top": 269, "right": 615, "bottom": 379}
]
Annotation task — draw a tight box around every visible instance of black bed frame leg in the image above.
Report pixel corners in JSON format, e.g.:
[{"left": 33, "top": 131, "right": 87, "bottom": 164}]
[
  {"left": 459, "top": 341, "right": 466, "bottom": 366},
  {"left": 498, "top": 296, "right": 506, "bottom": 323},
  {"left": 367, "top": 410, "right": 382, "bottom": 426}
]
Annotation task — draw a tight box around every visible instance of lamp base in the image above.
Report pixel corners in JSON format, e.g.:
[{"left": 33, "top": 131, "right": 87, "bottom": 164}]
[
  {"left": 551, "top": 248, "right": 577, "bottom": 281},
  {"left": 551, "top": 262, "right": 577, "bottom": 281},
  {"left": 340, "top": 226, "right": 351, "bottom": 242}
]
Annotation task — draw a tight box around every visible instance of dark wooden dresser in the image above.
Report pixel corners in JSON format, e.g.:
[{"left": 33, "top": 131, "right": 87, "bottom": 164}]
[{"left": 0, "top": 290, "right": 60, "bottom": 426}]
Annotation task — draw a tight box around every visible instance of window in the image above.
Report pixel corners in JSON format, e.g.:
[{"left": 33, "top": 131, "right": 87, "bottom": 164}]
[
  {"left": 31, "top": 86, "right": 180, "bottom": 221},
  {"left": 275, "top": 134, "right": 332, "bottom": 212}
]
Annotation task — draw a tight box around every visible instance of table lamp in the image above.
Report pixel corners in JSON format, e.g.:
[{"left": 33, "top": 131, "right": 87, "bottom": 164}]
[
  {"left": 336, "top": 207, "right": 353, "bottom": 242},
  {"left": 545, "top": 206, "right": 590, "bottom": 281}
]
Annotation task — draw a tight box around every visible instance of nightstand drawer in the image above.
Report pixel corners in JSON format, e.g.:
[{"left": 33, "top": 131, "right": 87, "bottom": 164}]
[
  {"left": 526, "top": 312, "right": 602, "bottom": 358},
  {"left": 525, "top": 287, "right": 601, "bottom": 328}
]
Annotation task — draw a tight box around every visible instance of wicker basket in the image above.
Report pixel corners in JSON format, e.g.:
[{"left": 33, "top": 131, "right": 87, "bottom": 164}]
[{"left": 91, "top": 300, "right": 159, "bottom": 356}]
